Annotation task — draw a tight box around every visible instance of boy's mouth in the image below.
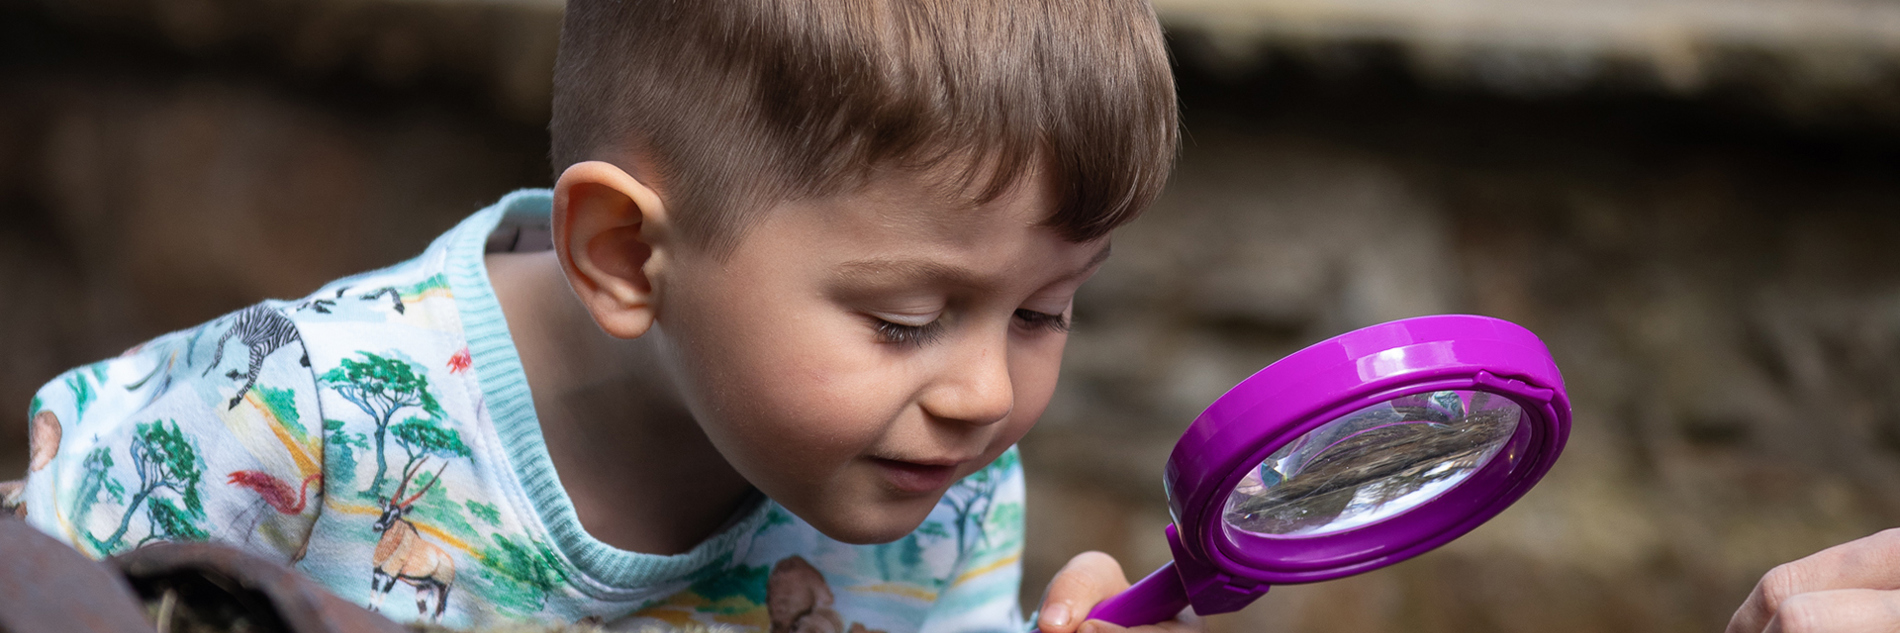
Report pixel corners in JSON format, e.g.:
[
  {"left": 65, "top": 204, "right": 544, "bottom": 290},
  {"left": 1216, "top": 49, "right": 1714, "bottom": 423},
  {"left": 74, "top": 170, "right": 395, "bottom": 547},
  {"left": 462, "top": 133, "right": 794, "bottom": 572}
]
[{"left": 871, "top": 458, "right": 960, "bottom": 494}]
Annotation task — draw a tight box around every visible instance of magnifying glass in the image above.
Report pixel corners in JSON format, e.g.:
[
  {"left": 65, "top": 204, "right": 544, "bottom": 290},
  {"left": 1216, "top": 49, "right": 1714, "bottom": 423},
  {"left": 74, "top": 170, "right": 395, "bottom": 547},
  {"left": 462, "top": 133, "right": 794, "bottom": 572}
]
[{"left": 1052, "top": 314, "right": 1570, "bottom": 628}]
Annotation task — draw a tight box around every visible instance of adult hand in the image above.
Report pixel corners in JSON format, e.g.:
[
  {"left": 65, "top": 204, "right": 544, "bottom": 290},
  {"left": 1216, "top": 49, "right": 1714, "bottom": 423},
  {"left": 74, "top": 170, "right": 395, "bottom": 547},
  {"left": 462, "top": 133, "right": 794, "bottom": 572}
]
[
  {"left": 1728, "top": 528, "right": 1900, "bottom": 633},
  {"left": 1037, "top": 552, "right": 1205, "bottom": 633}
]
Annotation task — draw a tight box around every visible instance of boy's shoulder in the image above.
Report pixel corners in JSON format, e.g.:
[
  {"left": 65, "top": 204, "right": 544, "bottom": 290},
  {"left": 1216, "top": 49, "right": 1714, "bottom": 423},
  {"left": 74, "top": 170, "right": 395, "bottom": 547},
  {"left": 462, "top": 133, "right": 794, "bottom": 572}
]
[
  {"left": 12, "top": 192, "right": 520, "bottom": 558},
  {"left": 13, "top": 215, "right": 477, "bottom": 554}
]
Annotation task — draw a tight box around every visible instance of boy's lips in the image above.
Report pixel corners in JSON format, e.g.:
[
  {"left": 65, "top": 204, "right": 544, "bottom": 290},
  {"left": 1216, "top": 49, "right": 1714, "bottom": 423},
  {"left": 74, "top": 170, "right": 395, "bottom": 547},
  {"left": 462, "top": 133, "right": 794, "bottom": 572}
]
[{"left": 871, "top": 458, "right": 962, "bottom": 494}]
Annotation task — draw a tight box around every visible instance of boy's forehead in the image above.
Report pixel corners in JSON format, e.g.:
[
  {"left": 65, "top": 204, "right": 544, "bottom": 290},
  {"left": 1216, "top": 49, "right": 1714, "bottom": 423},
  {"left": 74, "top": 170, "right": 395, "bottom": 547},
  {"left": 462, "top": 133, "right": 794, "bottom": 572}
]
[
  {"left": 716, "top": 164, "right": 1115, "bottom": 292},
  {"left": 828, "top": 242, "right": 1113, "bottom": 289},
  {"left": 816, "top": 166, "right": 1058, "bottom": 238}
]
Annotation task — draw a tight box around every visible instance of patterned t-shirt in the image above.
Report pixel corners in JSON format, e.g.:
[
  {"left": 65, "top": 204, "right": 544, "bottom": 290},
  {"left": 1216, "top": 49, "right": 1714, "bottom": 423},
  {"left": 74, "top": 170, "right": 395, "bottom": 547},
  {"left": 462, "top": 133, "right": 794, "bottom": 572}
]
[{"left": 18, "top": 190, "right": 1028, "bottom": 632}]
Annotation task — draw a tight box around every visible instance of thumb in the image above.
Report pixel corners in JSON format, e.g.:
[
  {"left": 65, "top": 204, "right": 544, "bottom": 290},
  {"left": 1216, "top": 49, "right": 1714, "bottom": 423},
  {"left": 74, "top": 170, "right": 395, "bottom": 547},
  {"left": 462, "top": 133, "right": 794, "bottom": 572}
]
[{"left": 1040, "top": 552, "right": 1132, "bottom": 633}]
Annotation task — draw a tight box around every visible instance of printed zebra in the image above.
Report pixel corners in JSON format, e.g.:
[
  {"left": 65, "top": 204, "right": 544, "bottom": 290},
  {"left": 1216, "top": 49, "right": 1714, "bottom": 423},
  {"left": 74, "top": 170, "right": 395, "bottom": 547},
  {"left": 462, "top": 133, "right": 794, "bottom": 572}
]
[{"left": 202, "top": 305, "right": 311, "bottom": 410}]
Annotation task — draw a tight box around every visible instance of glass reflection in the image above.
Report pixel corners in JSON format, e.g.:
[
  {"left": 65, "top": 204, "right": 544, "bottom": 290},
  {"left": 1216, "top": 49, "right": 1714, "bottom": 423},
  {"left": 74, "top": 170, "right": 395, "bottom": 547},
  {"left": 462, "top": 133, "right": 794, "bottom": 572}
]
[{"left": 1223, "top": 390, "right": 1521, "bottom": 537}]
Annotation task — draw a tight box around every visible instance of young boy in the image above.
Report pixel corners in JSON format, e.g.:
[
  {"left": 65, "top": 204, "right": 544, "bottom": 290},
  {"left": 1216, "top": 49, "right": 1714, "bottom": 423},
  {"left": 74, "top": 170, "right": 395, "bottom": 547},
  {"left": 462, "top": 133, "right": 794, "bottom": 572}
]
[{"left": 12, "top": 1, "right": 1188, "bottom": 631}]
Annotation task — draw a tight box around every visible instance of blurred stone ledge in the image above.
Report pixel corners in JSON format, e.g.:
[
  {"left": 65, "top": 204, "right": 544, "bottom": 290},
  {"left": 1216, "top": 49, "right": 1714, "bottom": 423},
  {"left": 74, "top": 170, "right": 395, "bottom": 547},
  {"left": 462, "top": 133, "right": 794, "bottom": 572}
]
[
  {"left": 17, "top": 0, "right": 1900, "bottom": 129},
  {"left": 7, "top": 0, "right": 564, "bottom": 123},
  {"left": 1158, "top": 0, "right": 1900, "bottom": 127}
]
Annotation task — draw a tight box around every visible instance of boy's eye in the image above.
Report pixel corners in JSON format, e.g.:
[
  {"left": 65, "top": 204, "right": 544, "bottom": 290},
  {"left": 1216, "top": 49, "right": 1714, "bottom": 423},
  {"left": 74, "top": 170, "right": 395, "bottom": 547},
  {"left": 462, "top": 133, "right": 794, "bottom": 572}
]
[
  {"left": 873, "top": 318, "right": 946, "bottom": 347},
  {"left": 871, "top": 310, "right": 1068, "bottom": 346},
  {"left": 1013, "top": 309, "right": 1070, "bottom": 333}
]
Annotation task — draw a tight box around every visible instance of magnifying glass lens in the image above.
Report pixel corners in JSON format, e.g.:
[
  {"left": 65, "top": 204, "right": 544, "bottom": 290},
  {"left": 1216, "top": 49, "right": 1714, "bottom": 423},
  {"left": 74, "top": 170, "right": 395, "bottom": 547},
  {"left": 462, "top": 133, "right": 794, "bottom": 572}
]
[{"left": 1223, "top": 390, "right": 1523, "bottom": 537}]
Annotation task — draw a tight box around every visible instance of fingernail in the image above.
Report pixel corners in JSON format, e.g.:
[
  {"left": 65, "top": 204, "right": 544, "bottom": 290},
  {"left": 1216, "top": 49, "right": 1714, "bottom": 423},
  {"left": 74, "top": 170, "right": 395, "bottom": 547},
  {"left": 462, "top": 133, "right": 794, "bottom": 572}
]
[{"left": 1046, "top": 603, "right": 1072, "bottom": 628}]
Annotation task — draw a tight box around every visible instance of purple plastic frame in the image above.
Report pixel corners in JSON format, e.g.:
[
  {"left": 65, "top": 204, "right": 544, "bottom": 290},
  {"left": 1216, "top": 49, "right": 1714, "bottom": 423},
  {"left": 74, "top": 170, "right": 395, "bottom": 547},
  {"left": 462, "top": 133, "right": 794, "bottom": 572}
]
[{"left": 1076, "top": 315, "right": 1571, "bottom": 627}]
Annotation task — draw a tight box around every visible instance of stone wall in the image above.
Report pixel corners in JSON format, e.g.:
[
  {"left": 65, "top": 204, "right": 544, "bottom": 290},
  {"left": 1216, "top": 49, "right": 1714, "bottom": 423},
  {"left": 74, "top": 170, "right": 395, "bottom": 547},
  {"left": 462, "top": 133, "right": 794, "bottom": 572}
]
[
  {"left": 1025, "top": 45, "right": 1900, "bottom": 631},
  {"left": 6, "top": 1, "right": 1900, "bottom": 632},
  {"left": 0, "top": 0, "right": 555, "bottom": 474}
]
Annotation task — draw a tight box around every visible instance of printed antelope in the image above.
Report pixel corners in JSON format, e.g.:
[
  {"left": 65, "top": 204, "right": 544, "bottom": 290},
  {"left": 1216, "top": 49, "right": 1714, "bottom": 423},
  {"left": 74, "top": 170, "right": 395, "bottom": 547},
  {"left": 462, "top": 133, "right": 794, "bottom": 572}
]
[{"left": 370, "top": 457, "right": 456, "bottom": 621}]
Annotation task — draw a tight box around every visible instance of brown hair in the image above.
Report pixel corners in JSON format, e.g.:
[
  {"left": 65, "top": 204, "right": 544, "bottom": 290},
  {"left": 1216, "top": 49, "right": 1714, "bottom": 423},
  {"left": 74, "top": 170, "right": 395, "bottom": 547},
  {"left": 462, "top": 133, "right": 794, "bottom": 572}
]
[{"left": 550, "top": 0, "right": 1178, "bottom": 254}]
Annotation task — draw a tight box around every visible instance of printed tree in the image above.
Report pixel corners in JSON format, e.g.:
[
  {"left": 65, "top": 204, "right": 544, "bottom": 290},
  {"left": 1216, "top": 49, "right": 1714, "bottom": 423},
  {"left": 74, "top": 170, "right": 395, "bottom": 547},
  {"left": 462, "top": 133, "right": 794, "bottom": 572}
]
[
  {"left": 871, "top": 532, "right": 933, "bottom": 585},
  {"left": 140, "top": 497, "right": 209, "bottom": 547},
  {"left": 480, "top": 533, "right": 569, "bottom": 615},
  {"left": 940, "top": 450, "right": 1017, "bottom": 559},
  {"left": 323, "top": 419, "right": 369, "bottom": 486},
  {"left": 320, "top": 352, "right": 442, "bottom": 495},
  {"left": 104, "top": 420, "right": 205, "bottom": 551},
  {"left": 941, "top": 476, "right": 993, "bottom": 560},
  {"left": 73, "top": 447, "right": 124, "bottom": 554},
  {"left": 390, "top": 416, "right": 472, "bottom": 487}
]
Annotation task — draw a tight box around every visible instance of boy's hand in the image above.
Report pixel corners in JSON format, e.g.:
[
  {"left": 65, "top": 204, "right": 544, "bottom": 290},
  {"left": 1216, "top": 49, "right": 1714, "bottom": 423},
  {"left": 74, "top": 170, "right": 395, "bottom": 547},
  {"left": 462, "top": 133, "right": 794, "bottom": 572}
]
[
  {"left": 1038, "top": 552, "right": 1206, "bottom": 633},
  {"left": 1727, "top": 528, "right": 1900, "bottom": 633}
]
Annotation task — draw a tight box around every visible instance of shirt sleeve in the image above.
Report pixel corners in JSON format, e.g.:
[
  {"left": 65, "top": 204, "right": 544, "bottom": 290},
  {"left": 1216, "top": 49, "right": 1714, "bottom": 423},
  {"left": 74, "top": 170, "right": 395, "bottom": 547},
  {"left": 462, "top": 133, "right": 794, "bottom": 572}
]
[
  {"left": 920, "top": 447, "right": 1030, "bottom": 633},
  {"left": 21, "top": 302, "right": 327, "bottom": 564}
]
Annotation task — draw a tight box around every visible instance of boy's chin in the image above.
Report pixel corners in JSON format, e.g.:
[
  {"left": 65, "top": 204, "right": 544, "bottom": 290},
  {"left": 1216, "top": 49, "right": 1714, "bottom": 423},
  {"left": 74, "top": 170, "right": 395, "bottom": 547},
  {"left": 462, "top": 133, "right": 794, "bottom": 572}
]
[{"left": 799, "top": 495, "right": 944, "bottom": 545}]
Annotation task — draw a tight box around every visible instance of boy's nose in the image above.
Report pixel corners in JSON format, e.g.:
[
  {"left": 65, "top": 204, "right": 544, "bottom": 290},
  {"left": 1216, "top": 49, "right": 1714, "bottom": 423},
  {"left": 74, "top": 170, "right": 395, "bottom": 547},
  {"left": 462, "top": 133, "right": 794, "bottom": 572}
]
[{"left": 921, "top": 337, "right": 1014, "bottom": 427}]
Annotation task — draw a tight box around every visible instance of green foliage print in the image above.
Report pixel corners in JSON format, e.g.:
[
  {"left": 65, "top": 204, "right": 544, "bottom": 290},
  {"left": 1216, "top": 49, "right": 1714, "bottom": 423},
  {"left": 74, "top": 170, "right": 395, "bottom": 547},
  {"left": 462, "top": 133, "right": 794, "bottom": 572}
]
[
  {"left": 73, "top": 447, "right": 124, "bottom": 553},
  {"left": 754, "top": 505, "right": 795, "bottom": 536},
  {"left": 871, "top": 534, "right": 936, "bottom": 587},
  {"left": 319, "top": 352, "right": 443, "bottom": 496},
  {"left": 28, "top": 395, "right": 42, "bottom": 418},
  {"left": 391, "top": 416, "right": 471, "bottom": 485},
  {"left": 404, "top": 273, "right": 451, "bottom": 299},
  {"left": 478, "top": 533, "right": 568, "bottom": 615},
  {"left": 255, "top": 386, "right": 307, "bottom": 441},
  {"left": 142, "top": 497, "right": 209, "bottom": 545},
  {"left": 387, "top": 416, "right": 478, "bottom": 542},
  {"left": 687, "top": 557, "right": 770, "bottom": 610},
  {"left": 465, "top": 500, "right": 501, "bottom": 527},
  {"left": 64, "top": 371, "right": 96, "bottom": 423},
  {"left": 406, "top": 473, "right": 478, "bottom": 545},
  {"left": 100, "top": 420, "right": 206, "bottom": 552},
  {"left": 323, "top": 419, "right": 368, "bottom": 487},
  {"left": 982, "top": 501, "right": 1024, "bottom": 552},
  {"left": 942, "top": 464, "right": 1005, "bottom": 559}
]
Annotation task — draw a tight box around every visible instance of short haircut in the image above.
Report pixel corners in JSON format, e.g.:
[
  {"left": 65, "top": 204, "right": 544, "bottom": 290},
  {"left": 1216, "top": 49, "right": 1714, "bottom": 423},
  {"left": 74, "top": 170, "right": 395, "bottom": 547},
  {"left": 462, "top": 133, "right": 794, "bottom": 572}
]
[{"left": 550, "top": 0, "right": 1178, "bottom": 254}]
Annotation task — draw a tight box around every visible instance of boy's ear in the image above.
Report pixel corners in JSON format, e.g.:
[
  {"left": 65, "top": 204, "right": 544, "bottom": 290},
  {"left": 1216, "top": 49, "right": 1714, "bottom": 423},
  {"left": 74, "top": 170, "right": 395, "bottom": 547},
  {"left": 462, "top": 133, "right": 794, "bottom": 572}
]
[{"left": 552, "top": 160, "right": 671, "bottom": 340}]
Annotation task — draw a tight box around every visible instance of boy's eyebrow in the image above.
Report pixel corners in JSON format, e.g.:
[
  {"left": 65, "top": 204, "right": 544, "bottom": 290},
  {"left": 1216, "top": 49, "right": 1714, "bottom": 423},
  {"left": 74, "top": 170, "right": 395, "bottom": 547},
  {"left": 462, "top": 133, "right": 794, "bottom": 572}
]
[
  {"left": 832, "top": 244, "right": 1112, "bottom": 287},
  {"left": 1076, "top": 243, "right": 1114, "bottom": 278},
  {"left": 832, "top": 259, "right": 982, "bottom": 287}
]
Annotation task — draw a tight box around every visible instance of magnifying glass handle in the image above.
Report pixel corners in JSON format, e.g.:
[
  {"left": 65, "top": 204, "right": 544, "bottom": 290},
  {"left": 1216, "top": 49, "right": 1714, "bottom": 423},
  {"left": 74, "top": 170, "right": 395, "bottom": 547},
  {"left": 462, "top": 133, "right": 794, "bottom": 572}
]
[
  {"left": 1033, "top": 561, "right": 1192, "bottom": 632},
  {"left": 1090, "top": 562, "right": 1194, "bottom": 627}
]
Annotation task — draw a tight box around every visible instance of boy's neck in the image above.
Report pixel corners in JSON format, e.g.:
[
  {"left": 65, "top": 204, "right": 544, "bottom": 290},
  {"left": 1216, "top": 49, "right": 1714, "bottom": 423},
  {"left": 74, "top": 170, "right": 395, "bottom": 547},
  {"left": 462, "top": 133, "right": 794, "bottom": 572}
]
[{"left": 485, "top": 251, "right": 756, "bottom": 556}]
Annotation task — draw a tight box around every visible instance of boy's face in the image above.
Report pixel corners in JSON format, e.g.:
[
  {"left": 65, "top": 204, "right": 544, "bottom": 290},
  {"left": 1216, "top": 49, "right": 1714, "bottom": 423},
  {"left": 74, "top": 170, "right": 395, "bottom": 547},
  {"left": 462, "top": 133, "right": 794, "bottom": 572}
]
[{"left": 650, "top": 170, "right": 1108, "bottom": 544}]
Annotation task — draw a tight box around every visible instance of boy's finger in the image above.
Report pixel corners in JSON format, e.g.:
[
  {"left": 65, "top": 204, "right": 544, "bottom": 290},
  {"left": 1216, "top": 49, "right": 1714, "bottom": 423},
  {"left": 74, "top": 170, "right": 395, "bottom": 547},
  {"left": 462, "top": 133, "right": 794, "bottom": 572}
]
[
  {"left": 1762, "top": 588, "right": 1900, "bottom": 633},
  {"left": 1729, "top": 530, "right": 1900, "bottom": 633},
  {"left": 1040, "top": 552, "right": 1131, "bottom": 633},
  {"left": 1083, "top": 613, "right": 1205, "bottom": 633},
  {"left": 1079, "top": 621, "right": 1130, "bottom": 633},
  {"left": 1167, "top": 608, "right": 1206, "bottom": 632}
]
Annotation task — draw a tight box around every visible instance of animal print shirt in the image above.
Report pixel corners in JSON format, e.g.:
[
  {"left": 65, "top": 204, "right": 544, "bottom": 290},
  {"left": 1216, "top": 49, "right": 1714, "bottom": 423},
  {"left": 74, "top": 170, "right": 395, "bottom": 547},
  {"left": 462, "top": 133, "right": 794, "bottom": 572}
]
[{"left": 17, "top": 190, "right": 1029, "bottom": 632}]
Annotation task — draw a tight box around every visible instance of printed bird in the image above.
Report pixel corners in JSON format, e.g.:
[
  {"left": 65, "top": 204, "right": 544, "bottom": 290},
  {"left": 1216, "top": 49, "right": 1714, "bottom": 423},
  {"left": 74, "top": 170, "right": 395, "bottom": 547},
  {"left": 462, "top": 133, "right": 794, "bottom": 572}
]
[
  {"left": 226, "top": 471, "right": 323, "bottom": 515},
  {"left": 447, "top": 348, "right": 472, "bottom": 374}
]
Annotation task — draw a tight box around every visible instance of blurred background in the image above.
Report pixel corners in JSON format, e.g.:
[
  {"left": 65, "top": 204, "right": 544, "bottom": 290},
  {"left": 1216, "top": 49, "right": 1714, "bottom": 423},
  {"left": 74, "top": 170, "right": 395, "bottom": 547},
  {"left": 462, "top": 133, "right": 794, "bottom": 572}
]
[{"left": 5, "top": 0, "right": 1900, "bottom": 631}]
